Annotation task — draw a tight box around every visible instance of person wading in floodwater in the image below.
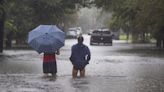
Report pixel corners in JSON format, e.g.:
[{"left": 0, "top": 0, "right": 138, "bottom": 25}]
[
  {"left": 70, "top": 36, "right": 91, "bottom": 78},
  {"left": 43, "top": 50, "right": 60, "bottom": 78}
]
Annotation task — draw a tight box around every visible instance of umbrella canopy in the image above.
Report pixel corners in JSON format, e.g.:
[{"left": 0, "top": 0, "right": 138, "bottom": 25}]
[{"left": 28, "top": 25, "right": 65, "bottom": 54}]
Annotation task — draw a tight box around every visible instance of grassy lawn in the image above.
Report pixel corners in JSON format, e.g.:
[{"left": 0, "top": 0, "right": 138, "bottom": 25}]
[
  {"left": 119, "top": 34, "right": 128, "bottom": 40},
  {"left": 119, "top": 34, "right": 156, "bottom": 43}
]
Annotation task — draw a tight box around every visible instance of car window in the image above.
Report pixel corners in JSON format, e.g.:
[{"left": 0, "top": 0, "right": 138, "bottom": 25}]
[
  {"left": 102, "top": 31, "right": 111, "bottom": 34},
  {"left": 92, "top": 30, "right": 100, "bottom": 33},
  {"left": 91, "top": 31, "right": 101, "bottom": 36}
]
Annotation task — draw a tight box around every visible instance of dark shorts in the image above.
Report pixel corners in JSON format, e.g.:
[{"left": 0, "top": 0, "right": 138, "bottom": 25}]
[
  {"left": 43, "top": 61, "right": 57, "bottom": 74},
  {"left": 73, "top": 66, "right": 85, "bottom": 71}
]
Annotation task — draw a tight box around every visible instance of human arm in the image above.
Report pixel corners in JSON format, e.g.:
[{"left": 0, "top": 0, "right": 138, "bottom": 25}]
[
  {"left": 69, "top": 46, "right": 74, "bottom": 64},
  {"left": 85, "top": 47, "right": 91, "bottom": 64}
]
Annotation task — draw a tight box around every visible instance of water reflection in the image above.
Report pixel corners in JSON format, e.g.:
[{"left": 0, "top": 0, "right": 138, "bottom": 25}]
[
  {"left": 71, "top": 77, "right": 90, "bottom": 92},
  {"left": 0, "top": 51, "right": 42, "bottom": 74},
  {"left": 0, "top": 36, "right": 164, "bottom": 92}
]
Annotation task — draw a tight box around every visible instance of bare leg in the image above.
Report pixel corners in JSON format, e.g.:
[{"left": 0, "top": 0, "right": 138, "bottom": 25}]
[
  {"left": 80, "top": 68, "right": 85, "bottom": 77},
  {"left": 42, "top": 73, "right": 48, "bottom": 78},
  {"left": 72, "top": 67, "right": 78, "bottom": 78},
  {"left": 44, "top": 73, "right": 48, "bottom": 76},
  {"left": 51, "top": 73, "right": 56, "bottom": 77}
]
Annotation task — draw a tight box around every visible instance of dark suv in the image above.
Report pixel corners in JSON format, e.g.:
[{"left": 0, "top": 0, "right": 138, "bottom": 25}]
[{"left": 90, "top": 30, "right": 113, "bottom": 46}]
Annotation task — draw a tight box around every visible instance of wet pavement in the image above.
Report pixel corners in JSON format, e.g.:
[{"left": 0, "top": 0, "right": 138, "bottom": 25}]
[{"left": 0, "top": 35, "right": 164, "bottom": 92}]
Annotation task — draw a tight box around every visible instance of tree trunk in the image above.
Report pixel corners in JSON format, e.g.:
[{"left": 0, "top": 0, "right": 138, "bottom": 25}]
[
  {"left": 141, "top": 32, "right": 146, "bottom": 43},
  {"left": 132, "top": 31, "right": 139, "bottom": 43},
  {"left": 0, "top": 21, "right": 3, "bottom": 52},
  {"left": 126, "top": 31, "right": 129, "bottom": 42},
  {"left": 156, "top": 39, "right": 162, "bottom": 48},
  {"left": 162, "top": 40, "right": 164, "bottom": 48},
  {"left": 0, "top": 7, "right": 5, "bottom": 53},
  {"left": 6, "top": 32, "right": 12, "bottom": 48}
]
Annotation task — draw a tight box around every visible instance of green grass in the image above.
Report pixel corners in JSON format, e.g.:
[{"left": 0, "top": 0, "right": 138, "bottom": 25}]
[{"left": 119, "top": 34, "right": 128, "bottom": 40}]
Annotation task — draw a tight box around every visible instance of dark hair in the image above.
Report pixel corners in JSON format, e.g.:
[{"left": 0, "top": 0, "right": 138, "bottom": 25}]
[{"left": 78, "top": 36, "right": 84, "bottom": 43}]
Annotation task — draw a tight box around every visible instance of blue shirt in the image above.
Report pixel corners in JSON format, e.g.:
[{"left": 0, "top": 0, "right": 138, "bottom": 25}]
[{"left": 70, "top": 43, "right": 91, "bottom": 68}]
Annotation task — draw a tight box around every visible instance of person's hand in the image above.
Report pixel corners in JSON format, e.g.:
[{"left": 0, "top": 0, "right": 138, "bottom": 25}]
[
  {"left": 86, "top": 61, "right": 89, "bottom": 64},
  {"left": 56, "top": 50, "right": 60, "bottom": 55}
]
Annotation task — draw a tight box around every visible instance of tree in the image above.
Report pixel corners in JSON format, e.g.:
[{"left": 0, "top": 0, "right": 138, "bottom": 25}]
[
  {"left": 4, "top": 0, "right": 90, "bottom": 45},
  {"left": 94, "top": 0, "right": 164, "bottom": 45}
]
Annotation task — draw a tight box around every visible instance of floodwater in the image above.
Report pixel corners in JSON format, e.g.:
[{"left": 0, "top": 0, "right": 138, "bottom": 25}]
[{"left": 0, "top": 35, "right": 164, "bottom": 92}]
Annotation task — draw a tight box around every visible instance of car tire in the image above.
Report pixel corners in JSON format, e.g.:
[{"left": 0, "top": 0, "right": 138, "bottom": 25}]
[{"left": 90, "top": 42, "right": 93, "bottom": 45}]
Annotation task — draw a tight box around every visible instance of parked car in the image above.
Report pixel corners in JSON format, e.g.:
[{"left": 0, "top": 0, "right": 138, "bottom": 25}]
[
  {"left": 66, "top": 27, "right": 82, "bottom": 39},
  {"left": 66, "top": 30, "right": 77, "bottom": 38},
  {"left": 90, "top": 29, "right": 113, "bottom": 46}
]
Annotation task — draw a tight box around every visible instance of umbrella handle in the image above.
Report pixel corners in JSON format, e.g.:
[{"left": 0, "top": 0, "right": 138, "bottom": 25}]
[{"left": 56, "top": 50, "right": 60, "bottom": 55}]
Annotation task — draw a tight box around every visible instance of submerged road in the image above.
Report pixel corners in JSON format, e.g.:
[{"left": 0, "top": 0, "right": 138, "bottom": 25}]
[{"left": 0, "top": 35, "right": 164, "bottom": 92}]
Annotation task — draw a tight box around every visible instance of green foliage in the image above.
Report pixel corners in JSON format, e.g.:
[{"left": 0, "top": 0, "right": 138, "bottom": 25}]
[
  {"left": 4, "top": 0, "right": 91, "bottom": 43},
  {"left": 94, "top": 0, "right": 164, "bottom": 42}
]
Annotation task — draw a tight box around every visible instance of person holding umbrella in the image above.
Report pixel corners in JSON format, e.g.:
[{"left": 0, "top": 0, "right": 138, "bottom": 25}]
[
  {"left": 43, "top": 50, "right": 60, "bottom": 77},
  {"left": 28, "top": 25, "right": 65, "bottom": 77},
  {"left": 70, "top": 36, "right": 91, "bottom": 78}
]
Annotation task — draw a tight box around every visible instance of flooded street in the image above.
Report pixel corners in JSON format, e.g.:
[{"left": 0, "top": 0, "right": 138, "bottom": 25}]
[{"left": 0, "top": 35, "right": 164, "bottom": 92}]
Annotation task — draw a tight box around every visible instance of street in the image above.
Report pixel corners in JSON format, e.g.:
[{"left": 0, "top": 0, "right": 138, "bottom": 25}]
[{"left": 0, "top": 35, "right": 164, "bottom": 92}]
